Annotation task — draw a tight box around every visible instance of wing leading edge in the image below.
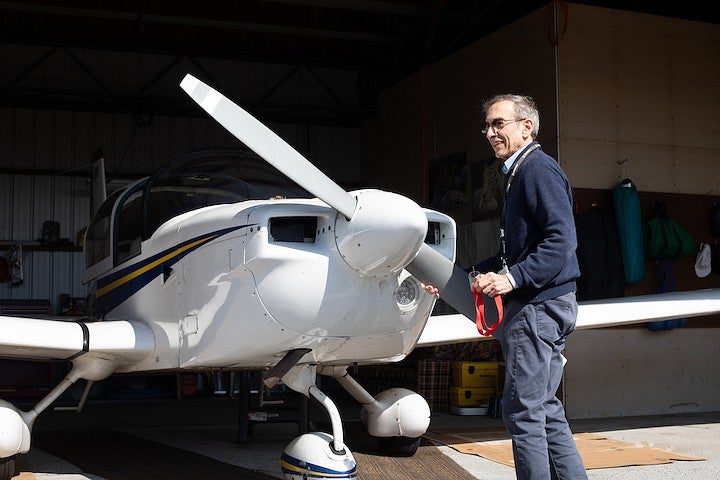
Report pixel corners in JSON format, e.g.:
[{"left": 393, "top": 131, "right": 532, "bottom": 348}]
[
  {"left": 0, "top": 315, "right": 154, "bottom": 366},
  {"left": 417, "top": 288, "right": 720, "bottom": 347}
]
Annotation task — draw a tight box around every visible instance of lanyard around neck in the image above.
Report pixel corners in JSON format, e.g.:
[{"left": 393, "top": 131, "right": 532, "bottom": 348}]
[
  {"left": 502, "top": 142, "right": 540, "bottom": 223},
  {"left": 499, "top": 142, "right": 540, "bottom": 268},
  {"left": 505, "top": 142, "right": 540, "bottom": 195}
]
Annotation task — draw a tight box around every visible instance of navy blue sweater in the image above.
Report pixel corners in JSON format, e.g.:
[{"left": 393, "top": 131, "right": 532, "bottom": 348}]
[{"left": 471, "top": 144, "right": 579, "bottom": 305}]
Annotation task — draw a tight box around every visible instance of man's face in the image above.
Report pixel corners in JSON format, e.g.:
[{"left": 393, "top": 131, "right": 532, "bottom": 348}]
[{"left": 484, "top": 100, "right": 532, "bottom": 159}]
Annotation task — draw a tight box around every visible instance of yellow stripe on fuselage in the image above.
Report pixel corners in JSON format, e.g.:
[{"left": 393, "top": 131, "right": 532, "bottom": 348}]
[{"left": 96, "top": 235, "right": 216, "bottom": 298}]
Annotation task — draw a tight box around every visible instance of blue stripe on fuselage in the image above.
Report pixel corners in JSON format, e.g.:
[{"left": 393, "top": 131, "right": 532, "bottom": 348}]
[{"left": 96, "top": 225, "right": 248, "bottom": 316}]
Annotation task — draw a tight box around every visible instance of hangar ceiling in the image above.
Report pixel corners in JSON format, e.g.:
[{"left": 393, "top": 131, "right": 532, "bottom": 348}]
[{"left": 0, "top": 0, "right": 717, "bottom": 126}]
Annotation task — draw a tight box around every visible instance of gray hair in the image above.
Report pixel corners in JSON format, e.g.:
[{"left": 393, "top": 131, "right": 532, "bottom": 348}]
[{"left": 480, "top": 94, "right": 540, "bottom": 139}]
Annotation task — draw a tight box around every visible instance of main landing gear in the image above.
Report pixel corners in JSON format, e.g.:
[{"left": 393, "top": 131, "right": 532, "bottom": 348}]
[
  {"left": 277, "top": 364, "right": 431, "bottom": 480},
  {"left": 0, "top": 357, "right": 118, "bottom": 480}
]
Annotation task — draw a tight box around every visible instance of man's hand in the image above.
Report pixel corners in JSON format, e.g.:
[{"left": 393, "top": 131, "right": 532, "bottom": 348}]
[
  {"left": 420, "top": 283, "right": 440, "bottom": 299},
  {"left": 473, "top": 272, "right": 513, "bottom": 297}
]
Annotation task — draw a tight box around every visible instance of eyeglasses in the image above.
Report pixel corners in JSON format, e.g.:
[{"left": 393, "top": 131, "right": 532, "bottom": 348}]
[{"left": 481, "top": 118, "right": 523, "bottom": 135}]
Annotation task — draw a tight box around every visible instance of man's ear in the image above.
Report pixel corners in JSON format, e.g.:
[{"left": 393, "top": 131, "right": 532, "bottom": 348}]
[{"left": 521, "top": 118, "right": 534, "bottom": 139}]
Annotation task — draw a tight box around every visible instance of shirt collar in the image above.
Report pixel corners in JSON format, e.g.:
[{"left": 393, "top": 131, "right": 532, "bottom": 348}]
[
  {"left": 501, "top": 149, "right": 523, "bottom": 174},
  {"left": 501, "top": 142, "right": 536, "bottom": 174}
]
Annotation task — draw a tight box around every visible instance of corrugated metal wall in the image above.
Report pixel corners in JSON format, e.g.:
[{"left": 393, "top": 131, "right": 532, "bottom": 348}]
[
  {"left": 0, "top": 174, "right": 89, "bottom": 308},
  {"left": 0, "top": 43, "right": 362, "bottom": 312},
  {"left": 0, "top": 175, "right": 89, "bottom": 243},
  {"left": 0, "top": 249, "right": 87, "bottom": 305},
  {"left": 0, "top": 42, "right": 362, "bottom": 176}
]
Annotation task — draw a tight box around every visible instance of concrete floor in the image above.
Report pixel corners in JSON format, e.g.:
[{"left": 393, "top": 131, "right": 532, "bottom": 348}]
[
  {"left": 10, "top": 396, "right": 720, "bottom": 479},
  {"left": 435, "top": 411, "right": 720, "bottom": 480}
]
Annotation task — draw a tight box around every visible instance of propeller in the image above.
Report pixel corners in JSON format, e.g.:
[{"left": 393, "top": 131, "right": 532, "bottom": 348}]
[
  {"left": 180, "top": 73, "right": 475, "bottom": 316},
  {"left": 405, "top": 244, "right": 476, "bottom": 320},
  {"left": 180, "top": 74, "right": 357, "bottom": 220}
]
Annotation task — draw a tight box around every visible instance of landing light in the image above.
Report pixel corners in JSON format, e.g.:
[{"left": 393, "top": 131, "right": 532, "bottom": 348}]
[{"left": 395, "top": 275, "right": 418, "bottom": 310}]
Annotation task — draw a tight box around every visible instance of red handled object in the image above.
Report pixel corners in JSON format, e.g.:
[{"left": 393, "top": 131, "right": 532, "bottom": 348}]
[{"left": 472, "top": 289, "right": 504, "bottom": 336}]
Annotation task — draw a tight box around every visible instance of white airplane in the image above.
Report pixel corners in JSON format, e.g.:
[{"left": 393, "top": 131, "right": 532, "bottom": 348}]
[{"left": 2, "top": 73, "right": 720, "bottom": 480}]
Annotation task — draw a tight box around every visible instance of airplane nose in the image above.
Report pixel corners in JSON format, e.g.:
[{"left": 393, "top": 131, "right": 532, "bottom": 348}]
[{"left": 334, "top": 189, "right": 427, "bottom": 278}]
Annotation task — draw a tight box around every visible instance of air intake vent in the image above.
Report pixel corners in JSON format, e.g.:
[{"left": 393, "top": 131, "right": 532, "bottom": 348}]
[
  {"left": 425, "top": 222, "right": 441, "bottom": 244},
  {"left": 269, "top": 217, "right": 317, "bottom": 243}
]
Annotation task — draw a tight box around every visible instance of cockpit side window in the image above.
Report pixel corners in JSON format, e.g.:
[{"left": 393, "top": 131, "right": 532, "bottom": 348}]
[
  {"left": 85, "top": 189, "right": 122, "bottom": 270},
  {"left": 115, "top": 186, "right": 145, "bottom": 264}
]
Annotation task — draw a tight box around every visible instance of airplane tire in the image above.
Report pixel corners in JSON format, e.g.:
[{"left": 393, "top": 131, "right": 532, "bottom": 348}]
[
  {"left": 0, "top": 456, "right": 16, "bottom": 480},
  {"left": 377, "top": 436, "right": 421, "bottom": 457}
]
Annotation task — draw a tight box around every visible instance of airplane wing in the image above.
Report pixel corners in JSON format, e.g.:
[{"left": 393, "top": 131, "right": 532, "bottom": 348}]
[
  {"left": 417, "top": 288, "right": 720, "bottom": 347},
  {"left": 0, "top": 315, "right": 155, "bottom": 368}
]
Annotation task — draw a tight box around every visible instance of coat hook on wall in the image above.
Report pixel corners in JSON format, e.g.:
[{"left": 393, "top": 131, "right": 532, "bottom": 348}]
[{"left": 617, "top": 159, "right": 628, "bottom": 165}]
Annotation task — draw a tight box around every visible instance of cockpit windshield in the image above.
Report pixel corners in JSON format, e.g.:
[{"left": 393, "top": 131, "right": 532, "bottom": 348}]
[
  {"left": 143, "top": 148, "right": 310, "bottom": 239},
  {"left": 85, "top": 147, "right": 311, "bottom": 275}
]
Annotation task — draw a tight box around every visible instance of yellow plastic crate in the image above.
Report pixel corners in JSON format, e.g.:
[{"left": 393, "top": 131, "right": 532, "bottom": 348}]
[
  {"left": 449, "top": 387, "right": 496, "bottom": 407},
  {"left": 451, "top": 361, "right": 504, "bottom": 391}
]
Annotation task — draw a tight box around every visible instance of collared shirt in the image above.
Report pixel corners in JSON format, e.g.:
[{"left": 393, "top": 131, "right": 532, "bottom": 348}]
[{"left": 501, "top": 147, "right": 524, "bottom": 175}]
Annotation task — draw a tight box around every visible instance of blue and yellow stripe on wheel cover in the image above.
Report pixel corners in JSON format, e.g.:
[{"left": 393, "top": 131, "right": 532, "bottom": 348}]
[
  {"left": 96, "top": 225, "right": 247, "bottom": 316},
  {"left": 280, "top": 453, "right": 357, "bottom": 479}
]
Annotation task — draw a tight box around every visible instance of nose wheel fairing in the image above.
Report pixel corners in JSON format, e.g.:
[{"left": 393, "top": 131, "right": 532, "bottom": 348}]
[{"left": 279, "top": 364, "right": 430, "bottom": 479}]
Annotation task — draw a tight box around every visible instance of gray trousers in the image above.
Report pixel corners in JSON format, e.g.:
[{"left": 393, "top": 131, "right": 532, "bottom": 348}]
[{"left": 495, "top": 291, "right": 587, "bottom": 480}]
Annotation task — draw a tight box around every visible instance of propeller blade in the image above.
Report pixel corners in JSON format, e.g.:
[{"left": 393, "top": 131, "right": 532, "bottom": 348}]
[
  {"left": 406, "top": 244, "right": 475, "bottom": 320},
  {"left": 179, "top": 73, "right": 357, "bottom": 220}
]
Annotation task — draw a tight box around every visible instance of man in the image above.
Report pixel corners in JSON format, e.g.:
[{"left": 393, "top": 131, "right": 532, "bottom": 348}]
[{"left": 425, "top": 94, "right": 587, "bottom": 480}]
